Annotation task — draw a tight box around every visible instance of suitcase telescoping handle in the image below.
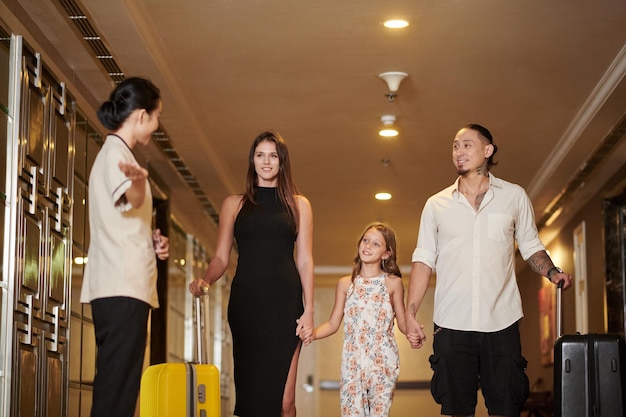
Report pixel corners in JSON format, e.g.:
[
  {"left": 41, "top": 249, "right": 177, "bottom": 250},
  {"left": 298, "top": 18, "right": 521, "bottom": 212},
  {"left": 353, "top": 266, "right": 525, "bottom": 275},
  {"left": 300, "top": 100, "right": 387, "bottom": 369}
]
[
  {"left": 195, "top": 286, "right": 210, "bottom": 364},
  {"left": 556, "top": 279, "right": 564, "bottom": 339}
]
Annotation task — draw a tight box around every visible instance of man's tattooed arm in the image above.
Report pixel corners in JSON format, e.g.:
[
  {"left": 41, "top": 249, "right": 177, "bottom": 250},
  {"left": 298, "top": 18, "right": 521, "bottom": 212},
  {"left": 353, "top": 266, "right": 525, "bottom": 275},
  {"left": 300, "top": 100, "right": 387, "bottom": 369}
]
[{"left": 527, "top": 250, "right": 554, "bottom": 277}]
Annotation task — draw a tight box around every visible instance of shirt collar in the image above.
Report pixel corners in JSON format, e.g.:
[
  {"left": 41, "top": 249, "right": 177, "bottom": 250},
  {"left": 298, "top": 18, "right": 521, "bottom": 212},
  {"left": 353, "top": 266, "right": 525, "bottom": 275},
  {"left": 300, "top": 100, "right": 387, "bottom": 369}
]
[
  {"left": 451, "top": 172, "right": 503, "bottom": 198},
  {"left": 108, "top": 133, "right": 135, "bottom": 155}
]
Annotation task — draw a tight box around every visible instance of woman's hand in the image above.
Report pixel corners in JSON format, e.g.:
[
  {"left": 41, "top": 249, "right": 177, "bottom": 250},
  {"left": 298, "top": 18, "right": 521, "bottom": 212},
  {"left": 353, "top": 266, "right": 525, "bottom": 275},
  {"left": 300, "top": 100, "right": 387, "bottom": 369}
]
[
  {"left": 297, "top": 320, "right": 314, "bottom": 346},
  {"left": 295, "top": 310, "right": 314, "bottom": 338},
  {"left": 152, "top": 229, "right": 169, "bottom": 260},
  {"left": 188, "top": 278, "right": 210, "bottom": 296},
  {"left": 119, "top": 160, "right": 148, "bottom": 181}
]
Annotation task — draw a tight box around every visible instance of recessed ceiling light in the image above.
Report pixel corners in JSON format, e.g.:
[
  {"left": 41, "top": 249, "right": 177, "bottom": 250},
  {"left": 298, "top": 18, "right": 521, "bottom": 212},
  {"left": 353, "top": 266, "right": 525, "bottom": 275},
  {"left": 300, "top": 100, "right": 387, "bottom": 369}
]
[
  {"left": 379, "top": 128, "right": 399, "bottom": 137},
  {"left": 383, "top": 19, "right": 409, "bottom": 29},
  {"left": 375, "top": 192, "right": 392, "bottom": 201},
  {"left": 379, "top": 115, "right": 399, "bottom": 137}
]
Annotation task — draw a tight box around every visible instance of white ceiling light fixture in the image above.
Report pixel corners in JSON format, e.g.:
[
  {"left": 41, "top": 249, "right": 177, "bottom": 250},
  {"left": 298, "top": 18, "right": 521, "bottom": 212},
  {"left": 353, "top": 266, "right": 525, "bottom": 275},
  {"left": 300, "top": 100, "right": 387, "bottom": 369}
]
[
  {"left": 383, "top": 19, "right": 409, "bottom": 29},
  {"left": 379, "top": 115, "right": 398, "bottom": 137},
  {"left": 379, "top": 71, "right": 408, "bottom": 102},
  {"left": 375, "top": 192, "right": 392, "bottom": 201}
]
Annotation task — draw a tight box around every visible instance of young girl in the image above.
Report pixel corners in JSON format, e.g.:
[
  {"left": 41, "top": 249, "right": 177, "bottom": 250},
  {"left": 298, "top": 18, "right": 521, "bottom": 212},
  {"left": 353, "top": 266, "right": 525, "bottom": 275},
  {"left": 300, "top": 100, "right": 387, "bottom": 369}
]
[{"left": 300, "top": 222, "right": 406, "bottom": 417}]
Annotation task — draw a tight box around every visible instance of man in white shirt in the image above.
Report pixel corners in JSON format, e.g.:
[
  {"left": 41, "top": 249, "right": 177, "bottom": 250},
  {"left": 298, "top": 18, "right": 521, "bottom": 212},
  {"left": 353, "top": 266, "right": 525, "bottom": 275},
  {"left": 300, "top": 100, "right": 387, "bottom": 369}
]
[{"left": 405, "top": 124, "right": 573, "bottom": 417}]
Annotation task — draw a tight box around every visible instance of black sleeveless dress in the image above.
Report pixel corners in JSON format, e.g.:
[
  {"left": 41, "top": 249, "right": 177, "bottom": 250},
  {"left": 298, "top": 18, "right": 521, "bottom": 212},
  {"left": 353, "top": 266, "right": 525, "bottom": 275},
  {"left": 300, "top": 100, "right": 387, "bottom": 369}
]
[{"left": 228, "top": 186, "right": 304, "bottom": 417}]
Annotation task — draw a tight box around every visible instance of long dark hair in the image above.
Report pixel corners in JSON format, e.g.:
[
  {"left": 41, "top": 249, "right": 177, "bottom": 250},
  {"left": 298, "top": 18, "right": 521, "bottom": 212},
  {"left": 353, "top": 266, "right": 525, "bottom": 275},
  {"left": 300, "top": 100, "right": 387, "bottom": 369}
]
[
  {"left": 242, "top": 130, "right": 301, "bottom": 231},
  {"left": 97, "top": 77, "right": 161, "bottom": 130},
  {"left": 463, "top": 123, "right": 498, "bottom": 169},
  {"left": 352, "top": 222, "right": 401, "bottom": 279}
]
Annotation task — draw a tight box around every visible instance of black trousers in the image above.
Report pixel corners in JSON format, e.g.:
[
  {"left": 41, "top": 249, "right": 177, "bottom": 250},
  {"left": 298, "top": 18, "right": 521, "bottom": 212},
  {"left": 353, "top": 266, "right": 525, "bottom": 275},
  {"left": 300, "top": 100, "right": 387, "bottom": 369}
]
[{"left": 90, "top": 297, "right": 150, "bottom": 417}]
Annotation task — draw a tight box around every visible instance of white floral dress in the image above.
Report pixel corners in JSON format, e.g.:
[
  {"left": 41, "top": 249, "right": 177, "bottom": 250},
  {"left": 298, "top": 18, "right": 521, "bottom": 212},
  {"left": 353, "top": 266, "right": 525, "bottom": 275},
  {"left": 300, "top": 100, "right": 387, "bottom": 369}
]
[{"left": 340, "top": 274, "right": 400, "bottom": 417}]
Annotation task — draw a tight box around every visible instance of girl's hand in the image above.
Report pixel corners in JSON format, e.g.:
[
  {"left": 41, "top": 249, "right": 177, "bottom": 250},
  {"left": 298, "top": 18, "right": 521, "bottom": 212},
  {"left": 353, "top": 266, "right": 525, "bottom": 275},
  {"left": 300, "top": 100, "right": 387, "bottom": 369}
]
[{"left": 405, "top": 316, "right": 426, "bottom": 349}]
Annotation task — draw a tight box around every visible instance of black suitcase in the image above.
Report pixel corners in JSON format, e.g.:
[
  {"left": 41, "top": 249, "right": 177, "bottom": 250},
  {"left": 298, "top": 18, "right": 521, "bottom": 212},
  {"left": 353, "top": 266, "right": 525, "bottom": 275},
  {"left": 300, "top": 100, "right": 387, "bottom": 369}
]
[{"left": 553, "top": 283, "right": 626, "bottom": 417}]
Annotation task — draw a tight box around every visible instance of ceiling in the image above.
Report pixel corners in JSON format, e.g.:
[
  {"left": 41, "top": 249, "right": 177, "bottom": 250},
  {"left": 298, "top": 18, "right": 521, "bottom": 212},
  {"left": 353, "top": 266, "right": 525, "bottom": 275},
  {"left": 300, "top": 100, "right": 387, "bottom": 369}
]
[{"left": 3, "top": 0, "right": 626, "bottom": 281}]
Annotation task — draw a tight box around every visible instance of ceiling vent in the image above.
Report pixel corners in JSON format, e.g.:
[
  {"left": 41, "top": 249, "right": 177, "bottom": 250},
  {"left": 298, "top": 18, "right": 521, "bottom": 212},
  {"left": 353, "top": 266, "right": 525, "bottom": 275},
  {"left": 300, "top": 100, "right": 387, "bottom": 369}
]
[{"left": 57, "top": 0, "right": 220, "bottom": 224}]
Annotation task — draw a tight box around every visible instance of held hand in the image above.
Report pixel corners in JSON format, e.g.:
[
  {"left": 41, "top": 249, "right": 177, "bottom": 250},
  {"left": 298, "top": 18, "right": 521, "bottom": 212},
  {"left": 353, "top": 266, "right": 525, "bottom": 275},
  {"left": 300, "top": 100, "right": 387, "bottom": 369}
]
[
  {"left": 295, "top": 311, "right": 314, "bottom": 338},
  {"left": 153, "top": 229, "right": 170, "bottom": 260},
  {"left": 118, "top": 161, "right": 148, "bottom": 181},
  {"left": 296, "top": 320, "right": 314, "bottom": 346},
  {"left": 189, "top": 278, "right": 210, "bottom": 296},
  {"left": 405, "top": 316, "right": 426, "bottom": 349}
]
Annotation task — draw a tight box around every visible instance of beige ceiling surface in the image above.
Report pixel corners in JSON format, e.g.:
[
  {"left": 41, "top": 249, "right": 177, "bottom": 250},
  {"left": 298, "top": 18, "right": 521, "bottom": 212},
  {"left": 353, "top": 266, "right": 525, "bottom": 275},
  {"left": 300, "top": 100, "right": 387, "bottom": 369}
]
[{"left": 5, "top": 0, "right": 626, "bottom": 279}]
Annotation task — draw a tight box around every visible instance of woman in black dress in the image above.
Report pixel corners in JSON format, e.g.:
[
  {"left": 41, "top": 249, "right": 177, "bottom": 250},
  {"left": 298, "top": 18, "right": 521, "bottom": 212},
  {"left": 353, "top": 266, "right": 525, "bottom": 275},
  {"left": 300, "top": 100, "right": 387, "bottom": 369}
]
[{"left": 189, "top": 131, "right": 314, "bottom": 417}]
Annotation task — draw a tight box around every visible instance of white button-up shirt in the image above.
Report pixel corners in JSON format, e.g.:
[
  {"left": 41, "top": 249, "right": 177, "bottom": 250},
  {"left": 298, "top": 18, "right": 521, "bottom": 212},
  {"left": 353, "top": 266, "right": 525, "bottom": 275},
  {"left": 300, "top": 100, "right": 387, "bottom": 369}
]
[{"left": 412, "top": 173, "right": 545, "bottom": 332}]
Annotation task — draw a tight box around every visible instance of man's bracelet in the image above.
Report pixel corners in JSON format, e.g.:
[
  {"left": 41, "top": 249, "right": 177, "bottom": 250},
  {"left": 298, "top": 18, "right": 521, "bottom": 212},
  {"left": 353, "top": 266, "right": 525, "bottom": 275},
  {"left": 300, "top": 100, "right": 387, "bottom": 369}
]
[{"left": 546, "top": 266, "right": 563, "bottom": 280}]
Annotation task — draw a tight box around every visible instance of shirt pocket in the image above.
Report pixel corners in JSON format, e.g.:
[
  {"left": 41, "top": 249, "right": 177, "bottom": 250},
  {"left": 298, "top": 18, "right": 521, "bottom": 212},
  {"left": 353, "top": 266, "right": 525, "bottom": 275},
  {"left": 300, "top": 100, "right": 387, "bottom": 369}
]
[{"left": 487, "top": 213, "right": 514, "bottom": 241}]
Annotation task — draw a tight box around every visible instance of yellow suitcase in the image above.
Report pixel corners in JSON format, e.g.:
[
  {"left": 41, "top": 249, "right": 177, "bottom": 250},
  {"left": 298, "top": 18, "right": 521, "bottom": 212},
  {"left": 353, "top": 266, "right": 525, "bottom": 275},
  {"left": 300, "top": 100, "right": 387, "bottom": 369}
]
[
  {"left": 140, "top": 295, "right": 220, "bottom": 417},
  {"left": 140, "top": 362, "right": 220, "bottom": 417}
]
